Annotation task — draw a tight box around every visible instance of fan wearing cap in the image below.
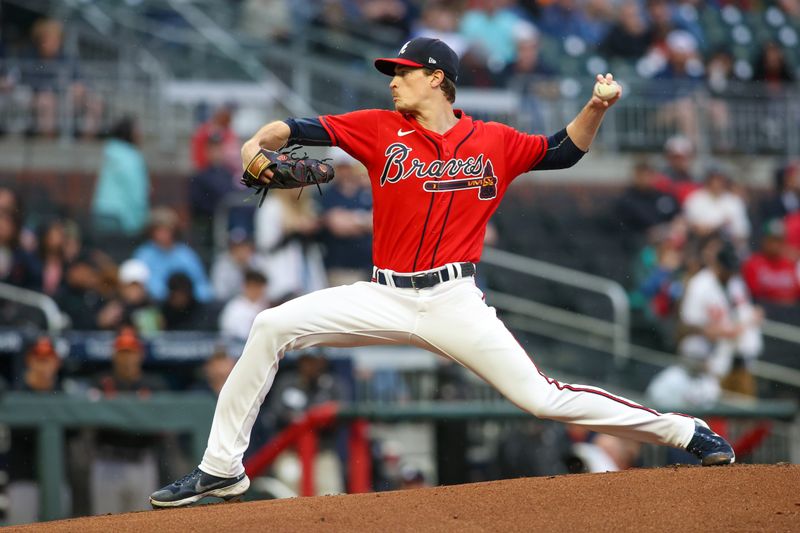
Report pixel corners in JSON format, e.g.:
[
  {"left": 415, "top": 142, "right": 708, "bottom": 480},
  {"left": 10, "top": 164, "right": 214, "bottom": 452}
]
[
  {"left": 90, "top": 327, "right": 166, "bottom": 514},
  {"left": 742, "top": 220, "right": 800, "bottom": 306},
  {"left": 8, "top": 337, "right": 66, "bottom": 524},
  {"left": 19, "top": 336, "right": 61, "bottom": 393},
  {"left": 97, "top": 259, "right": 164, "bottom": 334},
  {"left": 153, "top": 37, "right": 734, "bottom": 509},
  {"left": 683, "top": 166, "right": 751, "bottom": 245}
]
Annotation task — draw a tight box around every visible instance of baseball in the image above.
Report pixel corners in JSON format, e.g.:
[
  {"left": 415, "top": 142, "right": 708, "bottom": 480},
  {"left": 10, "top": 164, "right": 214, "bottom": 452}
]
[{"left": 593, "top": 81, "right": 619, "bottom": 101}]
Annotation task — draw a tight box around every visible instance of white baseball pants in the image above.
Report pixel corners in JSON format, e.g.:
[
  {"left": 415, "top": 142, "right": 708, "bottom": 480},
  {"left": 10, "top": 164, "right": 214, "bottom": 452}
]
[{"left": 200, "top": 275, "right": 696, "bottom": 478}]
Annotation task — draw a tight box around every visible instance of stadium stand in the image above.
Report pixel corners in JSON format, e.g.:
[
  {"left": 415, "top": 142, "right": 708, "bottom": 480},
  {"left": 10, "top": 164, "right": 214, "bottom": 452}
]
[{"left": 0, "top": 0, "right": 799, "bottom": 524}]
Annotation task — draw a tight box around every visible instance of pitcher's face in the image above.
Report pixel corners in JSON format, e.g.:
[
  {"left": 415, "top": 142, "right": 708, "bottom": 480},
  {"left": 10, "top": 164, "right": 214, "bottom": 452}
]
[{"left": 390, "top": 66, "right": 432, "bottom": 113}]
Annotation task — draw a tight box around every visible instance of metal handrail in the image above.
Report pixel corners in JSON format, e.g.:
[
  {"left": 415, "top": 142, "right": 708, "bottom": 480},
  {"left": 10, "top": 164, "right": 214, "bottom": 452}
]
[
  {"left": 482, "top": 247, "right": 630, "bottom": 362},
  {"left": 168, "top": 0, "right": 316, "bottom": 118},
  {"left": 763, "top": 319, "right": 800, "bottom": 345},
  {"left": 0, "top": 282, "right": 65, "bottom": 333}
]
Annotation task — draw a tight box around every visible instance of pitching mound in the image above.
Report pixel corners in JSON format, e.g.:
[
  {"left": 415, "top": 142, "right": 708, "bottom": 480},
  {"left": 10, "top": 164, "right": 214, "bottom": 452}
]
[{"left": 7, "top": 464, "right": 799, "bottom": 532}]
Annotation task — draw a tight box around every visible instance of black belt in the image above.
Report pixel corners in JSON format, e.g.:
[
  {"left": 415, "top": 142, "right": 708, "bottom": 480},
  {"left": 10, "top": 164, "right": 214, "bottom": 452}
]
[{"left": 372, "top": 262, "right": 476, "bottom": 289}]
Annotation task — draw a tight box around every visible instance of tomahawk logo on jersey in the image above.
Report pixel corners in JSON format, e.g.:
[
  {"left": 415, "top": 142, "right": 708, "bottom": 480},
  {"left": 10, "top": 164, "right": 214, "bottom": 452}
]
[{"left": 319, "top": 109, "right": 547, "bottom": 272}]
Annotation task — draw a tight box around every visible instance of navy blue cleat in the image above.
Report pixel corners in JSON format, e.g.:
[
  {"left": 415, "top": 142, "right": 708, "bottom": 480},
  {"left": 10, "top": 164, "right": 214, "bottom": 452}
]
[
  {"left": 150, "top": 468, "right": 250, "bottom": 508},
  {"left": 686, "top": 421, "right": 735, "bottom": 466}
]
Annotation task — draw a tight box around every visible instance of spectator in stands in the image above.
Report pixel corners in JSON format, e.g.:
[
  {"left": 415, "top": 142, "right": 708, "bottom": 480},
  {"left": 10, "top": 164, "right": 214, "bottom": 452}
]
[
  {"left": 653, "top": 30, "right": 705, "bottom": 144},
  {"left": 55, "top": 247, "right": 119, "bottom": 329},
  {"left": 0, "top": 187, "right": 34, "bottom": 250},
  {"left": 643, "top": 0, "right": 680, "bottom": 58},
  {"left": 654, "top": 134, "right": 699, "bottom": 204},
  {"left": 704, "top": 47, "right": 736, "bottom": 151},
  {"left": 255, "top": 189, "right": 326, "bottom": 303},
  {"left": 742, "top": 220, "right": 800, "bottom": 306},
  {"left": 600, "top": 0, "right": 652, "bottom": 60},
  {"left": 0, "top": 45, "right": 19, "bottom": 137},
  {"left": 0, "top": 186, "right": 20, "bottom": 214},
  {"left": 90, "top": 328, "right": 165, "bottom": 514},
  {"left": 96, "top": 259, "right": 164, "bottom": 334},
  {"left": 188, "top": 132, "right": 242, "bottom": 246},
  {"left": 763, "top": 161, "right": 800, "bottom": 220},
  {"left": 787, "top": 212, "right": 800, "bottom": 259},
  {"left": 678, "top": 241, "right": 763, "bottom": 384},
  {"left": 239, "top": 0, "right": 291, "bottom": 42},
  {"left": 459, "top": 1, "right": 532, "bottom": 75},
  {"left": 320, "top": 150, "right": 373, "bottom": 286},
  {"left": 571, "top": 433, "right": 642, "bottom": 473},
  {"left": 398, "top": 464, "right": 429, "bottom": 490},
  {"left": 211, "top": 227, "right": 266, "bottom": 301},
  {"left": 161, "top": 272, "right": 217, "bottom": 331},
  {"left": 616, "top": 159, "right": 679, "bottom": 236},
  {"left": 190, "top": 102, "right": 240, "bottom": 173},
  {"left": 456, "top": 45, "right": 499, "bottom": 87},
  {"left": 0, "top": 204, "right": 39, "bottom": 290},
  {"left": 7, "top": 337, "right": 69, "bottom": 524},
  {"left": 219, "top": 269, "right": 270, "bottom": 340},
  {"left": 502, "top": 24, "right": 558, "bottom": 92},
  {"left": 193, "top": 348, "right": 236, "bottom": 398},
  {"left": 683, "top": 166, "right": 750, "bottom": 246},
  {"left": 36, "top": 218, "right": 74, "bottom": 297},
  {"left": 20, "top": 18, "right": 103, "bottom": 138},
  {"left": 632, "top": 221, "right": 686, "bottom": 323},
  {"left": 266, "top": 351, "right": 349, "bottom": 495},
  {"left": 410, "top": 2, "right": 469, "bottom": 57},
  {"left": 752, "top": 41, "right": 795, "bottom": 92},
  {"left": 538, "top": 0, "right": 613, "bottom": 46},
  {"left": 133, "top": 207, "right": 213, "bottom": 303},
  {"left": 308, "top": 1, "right": 366, "bottom": 62},
  {"left": 645, "top": 336, "right": 721, "bottom": 409},
  {"left": 359, "top": 0, "right": 414, "bottom": 38},
  {"left": 91, "top": 116, "right": 150, "bottom": 236}
]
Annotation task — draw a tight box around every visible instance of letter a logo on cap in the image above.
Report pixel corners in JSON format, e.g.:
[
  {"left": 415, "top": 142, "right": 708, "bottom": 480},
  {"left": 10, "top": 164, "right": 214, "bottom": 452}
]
[{"left": 399, "top": 41, "right": 410, "bottom": 55}]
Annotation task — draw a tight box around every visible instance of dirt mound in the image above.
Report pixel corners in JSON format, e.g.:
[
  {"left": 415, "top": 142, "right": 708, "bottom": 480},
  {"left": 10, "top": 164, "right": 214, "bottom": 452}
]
[{"left": 7, "top": 464, "right": 799, "bottom": 532}]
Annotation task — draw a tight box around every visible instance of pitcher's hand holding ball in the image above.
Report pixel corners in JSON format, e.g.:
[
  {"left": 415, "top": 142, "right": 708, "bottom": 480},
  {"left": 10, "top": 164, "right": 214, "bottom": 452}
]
[{"left": 591, "top": 73, "right": 622, "bottom": 108}]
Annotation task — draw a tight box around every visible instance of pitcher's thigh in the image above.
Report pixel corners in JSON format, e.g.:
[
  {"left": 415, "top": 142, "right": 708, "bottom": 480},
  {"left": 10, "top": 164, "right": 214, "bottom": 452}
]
[
  {"left": 415, "top": 286, "right": 541, "bottom": 395},
  {"left": 249, "top": 282, "right": 419, "bottom": 351}
]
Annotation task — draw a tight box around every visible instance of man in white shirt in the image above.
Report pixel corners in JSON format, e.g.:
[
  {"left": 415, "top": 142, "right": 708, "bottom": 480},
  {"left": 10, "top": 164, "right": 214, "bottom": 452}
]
[
  {"left": 646, "top": 336, "right": 721, "bottom": 408},
  {"left": 679, "top": 243, "right": 763, "bottom": 379},
  {"left": 219, "top": 270, "right": 270, "bottom": 340},
  {"left": 683, "top": 167, "right": 750, "bottom": 243}
]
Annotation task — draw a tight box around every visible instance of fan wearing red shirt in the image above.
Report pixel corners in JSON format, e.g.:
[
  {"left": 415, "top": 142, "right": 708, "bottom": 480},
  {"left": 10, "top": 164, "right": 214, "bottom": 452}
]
[
  {"left": 152, "top": 38, "right": 734, "bottom": 508},
  {"left": 742, "top": 220, "right": 800, "bottom": 305}
]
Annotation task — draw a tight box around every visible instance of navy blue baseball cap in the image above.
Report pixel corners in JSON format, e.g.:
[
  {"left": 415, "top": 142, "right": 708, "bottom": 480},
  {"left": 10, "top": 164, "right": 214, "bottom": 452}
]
[{"left": 375, "top": 37, "right": 459, "bottom": 83}]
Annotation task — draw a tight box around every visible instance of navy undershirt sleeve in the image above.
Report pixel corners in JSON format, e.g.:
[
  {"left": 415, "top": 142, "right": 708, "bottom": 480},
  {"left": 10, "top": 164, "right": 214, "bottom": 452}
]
[
  {"left": 533, "top": 128, "right": 587, "bottom": 170},
  {"left": 284, "top": 117, "right": 333, "bottom": 147}
]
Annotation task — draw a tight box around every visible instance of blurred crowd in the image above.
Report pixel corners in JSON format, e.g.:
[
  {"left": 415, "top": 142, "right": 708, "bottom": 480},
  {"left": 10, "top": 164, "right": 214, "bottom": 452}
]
[
  {"left": 613, "top": 134, "right": 800, "bottom": 407},
  {"left": 0, "top": 2, "right": 798, "bottom": 138},
  {"left": 239, "top": 0, "right": 799, "bottom": 88}
]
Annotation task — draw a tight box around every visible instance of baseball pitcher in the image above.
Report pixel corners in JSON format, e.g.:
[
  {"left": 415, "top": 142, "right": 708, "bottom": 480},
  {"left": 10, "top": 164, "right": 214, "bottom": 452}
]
[{"left": 151, "top": 38, "right": 734, "bottom": 508}]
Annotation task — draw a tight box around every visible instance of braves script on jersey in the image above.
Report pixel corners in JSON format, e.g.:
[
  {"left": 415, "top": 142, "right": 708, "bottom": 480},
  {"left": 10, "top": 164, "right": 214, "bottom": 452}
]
[{"left": 320, "top": 109, "right": 546, "bottom": 272}]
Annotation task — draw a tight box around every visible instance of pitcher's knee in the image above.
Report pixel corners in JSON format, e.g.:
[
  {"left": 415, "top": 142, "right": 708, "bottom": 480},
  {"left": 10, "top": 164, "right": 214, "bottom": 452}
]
[
  {"left": 507, "top": 386, "right": 554, "bottom": 419},
  {"left": 251, "top": 308, "right": 294, "bottom": 345}
]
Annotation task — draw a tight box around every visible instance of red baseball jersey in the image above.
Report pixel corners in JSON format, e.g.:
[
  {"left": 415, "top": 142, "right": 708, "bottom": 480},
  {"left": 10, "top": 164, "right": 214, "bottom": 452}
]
[{"left": 320, "top": 109, "right": 547, "bottom": 272}]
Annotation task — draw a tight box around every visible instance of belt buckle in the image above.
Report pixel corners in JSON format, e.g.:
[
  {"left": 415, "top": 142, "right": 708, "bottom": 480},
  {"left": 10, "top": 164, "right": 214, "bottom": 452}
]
[{"left": 410, "top": 273, "right": 428, "bottom": 290}]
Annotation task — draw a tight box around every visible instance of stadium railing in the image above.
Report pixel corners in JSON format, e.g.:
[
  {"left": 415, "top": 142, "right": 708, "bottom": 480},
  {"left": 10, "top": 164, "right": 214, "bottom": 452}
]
[
  {"left": 3, "top": 55, "right": 798, "bottom": 160},
  {"left": 479, "top": 247, "right": 800, "bottom": 396},
  {"left": 0, "top": 392, "right": 216, "bottom": 522},
  {"left": 0, "top": 283, "right": 65, "bottom": 333},
  {"left": 3, "top": 392, "right": 794, "bottom": 522}
]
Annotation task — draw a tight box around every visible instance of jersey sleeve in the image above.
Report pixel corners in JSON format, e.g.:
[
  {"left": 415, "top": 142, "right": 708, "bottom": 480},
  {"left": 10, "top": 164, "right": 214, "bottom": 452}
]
[
  {"left": 320, "top": 110, "right": 381, "bottom": 166},
  {"left": 500, "top": 124, "right": 548, "bottom": 179}
]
